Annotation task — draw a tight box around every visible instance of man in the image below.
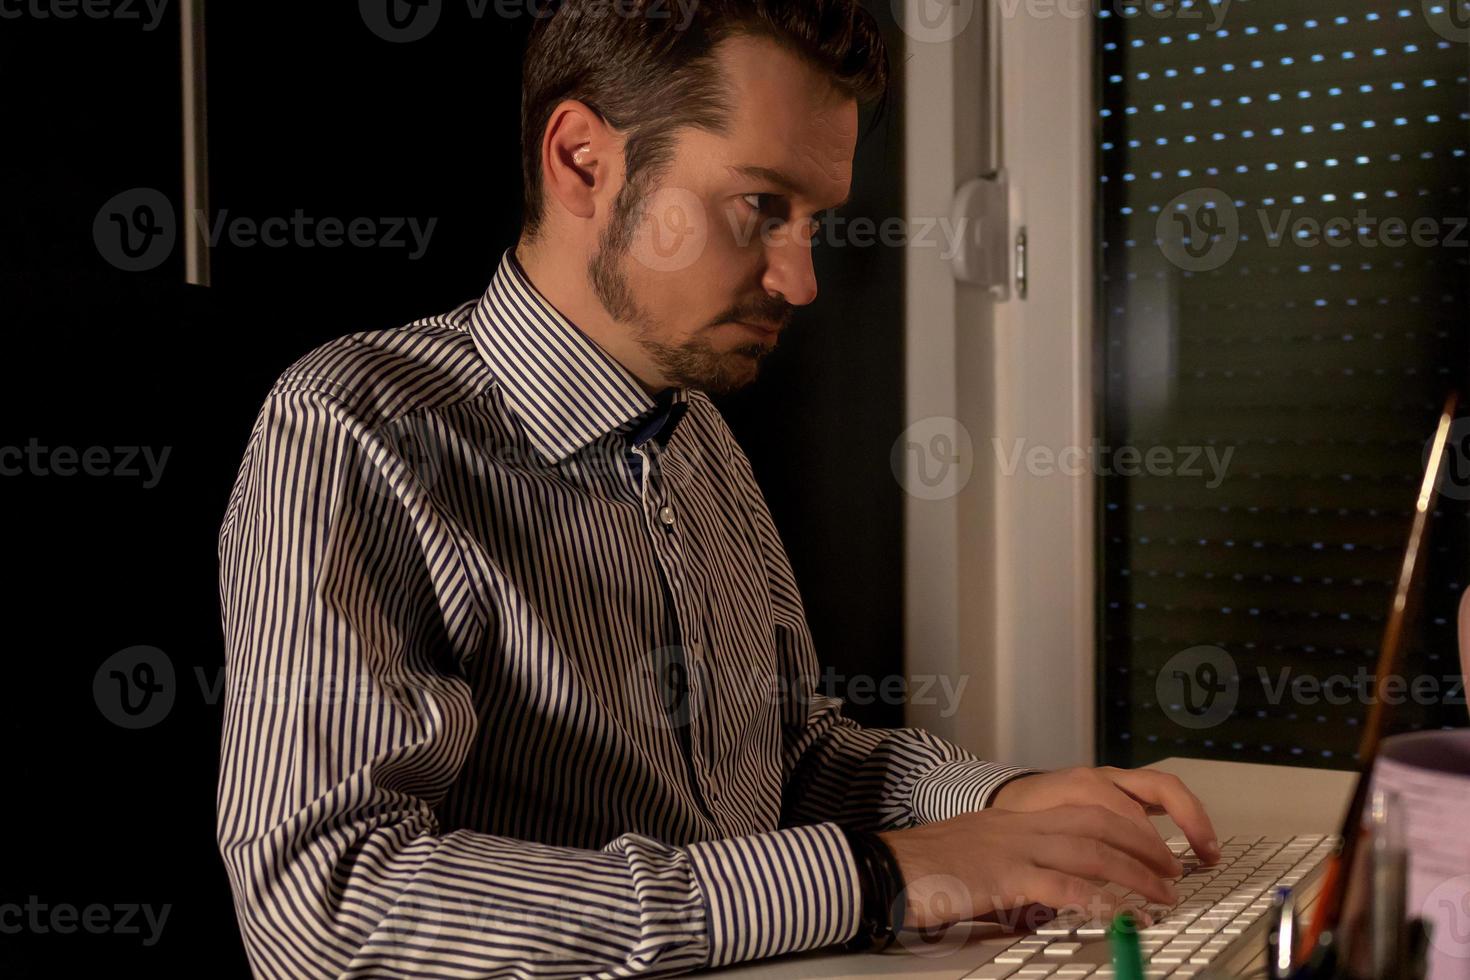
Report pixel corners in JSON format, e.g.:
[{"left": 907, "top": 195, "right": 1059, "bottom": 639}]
[{"left": 215, "top": 1, "right": 1219, "bottom": 976}]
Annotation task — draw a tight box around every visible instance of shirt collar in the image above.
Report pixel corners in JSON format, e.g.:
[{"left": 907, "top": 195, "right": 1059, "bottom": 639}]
[
  {"left": 626, "top": 387, "right": 690, "bottom": 451},
  {"left": 467, "top": 246, "right": 690, "bottom": 464}
]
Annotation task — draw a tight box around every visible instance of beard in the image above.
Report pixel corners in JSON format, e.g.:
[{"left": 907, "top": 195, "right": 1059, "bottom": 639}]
[{"left": 587, "top": 179, "right": 779, "bottom": 397}]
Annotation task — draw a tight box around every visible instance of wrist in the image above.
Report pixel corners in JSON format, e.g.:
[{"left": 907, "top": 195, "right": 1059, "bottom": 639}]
[
  {"left": 838, "top": 826, "right": 905, "bottom": 953},
  {"left": 989, "top": 770, "right": 1044, "bottom": 809}
]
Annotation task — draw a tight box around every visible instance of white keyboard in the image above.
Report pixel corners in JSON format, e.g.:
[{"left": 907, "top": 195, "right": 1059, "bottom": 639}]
[{"left": 961, "top": 833, "right": 1341, "bottom": 980}]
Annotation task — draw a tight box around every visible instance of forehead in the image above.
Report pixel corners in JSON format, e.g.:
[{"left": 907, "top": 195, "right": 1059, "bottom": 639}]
[{"left": 693, "top": 34, "right": 859, "bottom": 206}]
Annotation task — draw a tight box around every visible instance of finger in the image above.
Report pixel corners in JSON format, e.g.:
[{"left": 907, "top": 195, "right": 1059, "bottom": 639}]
[
  {"left": 1079, "top": 779, "right": 1185, "bottom": 875},
  {"left": 1028, "top": 834, "right": 1179, "bottom": 907},
  {"left": 1014, "top": 867, "right": 1156, "bottom": 928},
  {"left": 1109, "top": 768, "right": 1221, "bottom": 864},
  {"left": 1029, "top": 803, "right": 1181, "bottom": 878}
]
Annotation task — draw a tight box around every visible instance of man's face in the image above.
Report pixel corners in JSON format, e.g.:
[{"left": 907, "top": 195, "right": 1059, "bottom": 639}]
[{"left": 587, "top": 35, "right": 858, "bottom": 396}]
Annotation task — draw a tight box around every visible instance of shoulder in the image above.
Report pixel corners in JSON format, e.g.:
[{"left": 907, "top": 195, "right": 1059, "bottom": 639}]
[
  {"left": 266, "top": 300, "right": 492, "bottom": 430},
  {"left": 678, "top": 390, "right": 742, "bottom": 463}
]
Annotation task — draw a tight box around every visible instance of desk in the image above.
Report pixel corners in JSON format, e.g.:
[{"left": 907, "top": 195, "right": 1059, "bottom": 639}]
[{"left": 705, "top": 757, "right": 1356, "bottom": 979}]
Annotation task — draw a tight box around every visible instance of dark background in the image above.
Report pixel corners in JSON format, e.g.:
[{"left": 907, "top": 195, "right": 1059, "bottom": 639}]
[{"left": 1, "top": 4, "right": 906, "bottom": 975}]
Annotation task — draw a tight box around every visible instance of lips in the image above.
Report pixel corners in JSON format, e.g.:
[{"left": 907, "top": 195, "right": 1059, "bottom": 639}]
[{"left": 736, "top": 320, "right": 781, "bottom": 338}]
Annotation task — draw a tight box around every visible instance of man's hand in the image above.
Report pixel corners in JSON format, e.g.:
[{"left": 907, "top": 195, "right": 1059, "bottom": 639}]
[
  {"left": 992, "top": 766, "right": 1221, "bottom": 865},
  {"left": 876, "top": 805, "right": 1182, "bottom": 929}
]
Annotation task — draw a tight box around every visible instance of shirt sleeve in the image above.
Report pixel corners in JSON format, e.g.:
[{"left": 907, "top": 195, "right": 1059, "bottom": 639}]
[
  {"left": 716, "top": 426, "right": 1040, "bottom": 833},
  {"left": 215, "top": 387, "right": 861, "bottom": 980}
]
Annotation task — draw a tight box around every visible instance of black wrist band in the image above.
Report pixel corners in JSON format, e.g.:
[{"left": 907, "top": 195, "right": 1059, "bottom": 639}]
[{"left": 838, "top": 825, "right": 905, "bottom": 953}]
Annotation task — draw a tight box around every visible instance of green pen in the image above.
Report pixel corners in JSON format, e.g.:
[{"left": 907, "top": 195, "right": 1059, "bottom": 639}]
[{"left": 1109, "top": 911, "right": 1146, "bottom": 980}]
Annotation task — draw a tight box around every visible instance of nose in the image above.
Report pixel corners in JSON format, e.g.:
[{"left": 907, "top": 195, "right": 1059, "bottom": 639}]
[{"left": 760, "top": 222, "right": 819, "bottom": 307}]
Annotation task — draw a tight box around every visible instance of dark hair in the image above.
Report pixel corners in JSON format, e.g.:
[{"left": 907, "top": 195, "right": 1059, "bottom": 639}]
[{"left": 519, "top": 0, "right": 891, "bottom": 242}]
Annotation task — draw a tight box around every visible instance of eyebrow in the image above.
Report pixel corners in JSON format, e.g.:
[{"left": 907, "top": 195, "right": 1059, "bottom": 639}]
[{"left": 731, "top": 164, "right": 851, "bottom": 211}]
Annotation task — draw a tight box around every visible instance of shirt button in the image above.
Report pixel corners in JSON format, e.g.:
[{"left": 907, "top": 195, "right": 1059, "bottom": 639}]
[{"left": 658, "top": 504, "right": 675, "bottom": 527}]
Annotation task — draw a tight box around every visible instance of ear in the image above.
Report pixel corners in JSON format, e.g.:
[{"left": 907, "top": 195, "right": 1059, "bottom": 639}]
[{"left": 540, "top": 100, "right": 613, "bottom": 224}]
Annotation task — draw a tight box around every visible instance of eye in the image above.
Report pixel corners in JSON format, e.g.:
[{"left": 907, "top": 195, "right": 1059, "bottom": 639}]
[{"left": 741, "top": 193, "right": 774, "bottom": 213}]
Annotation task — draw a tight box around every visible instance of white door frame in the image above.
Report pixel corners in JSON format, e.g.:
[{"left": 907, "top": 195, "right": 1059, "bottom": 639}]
[{"left": 899, "top": 0, "right": 1097, "bottom": 770}]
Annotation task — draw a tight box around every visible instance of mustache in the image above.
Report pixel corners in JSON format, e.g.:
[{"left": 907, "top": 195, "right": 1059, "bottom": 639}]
[{"left": 719, "top": 305, "right": 793, "bottom": 329}]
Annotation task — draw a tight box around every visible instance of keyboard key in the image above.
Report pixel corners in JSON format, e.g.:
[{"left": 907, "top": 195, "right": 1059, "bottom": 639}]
[
  {"left": 1142, "top": 924, "right": 1184, "bottom": 937},
  {"left": 965, "top": 965, "right": 1020, "bottom": 980},
  {"left": 1044, "top": 944, "right": 1082, "bottom": 957}
]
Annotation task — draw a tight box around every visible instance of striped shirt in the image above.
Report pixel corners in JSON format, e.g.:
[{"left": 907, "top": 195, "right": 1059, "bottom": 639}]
[{"left": 215, "top": 246, "right": 1035, "bottom": 979}]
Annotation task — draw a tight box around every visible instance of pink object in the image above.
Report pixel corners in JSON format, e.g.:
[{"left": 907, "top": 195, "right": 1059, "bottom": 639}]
[{"left": 1370, "top": 730, "right": 1470, "bottom": 980}]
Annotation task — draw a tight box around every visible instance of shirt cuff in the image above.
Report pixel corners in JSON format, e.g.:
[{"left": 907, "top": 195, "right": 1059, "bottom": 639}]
[
  {"left": 685, "top": 821, "right": 861, "bottom": 968},
  {"left": 910, "top": 760, "right": 1046, "bottom": 823}
]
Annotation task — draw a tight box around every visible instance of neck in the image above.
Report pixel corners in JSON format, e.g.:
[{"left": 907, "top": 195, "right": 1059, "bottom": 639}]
[{"left": 514, "top": 236, "right": 670, "bottom": 397}]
